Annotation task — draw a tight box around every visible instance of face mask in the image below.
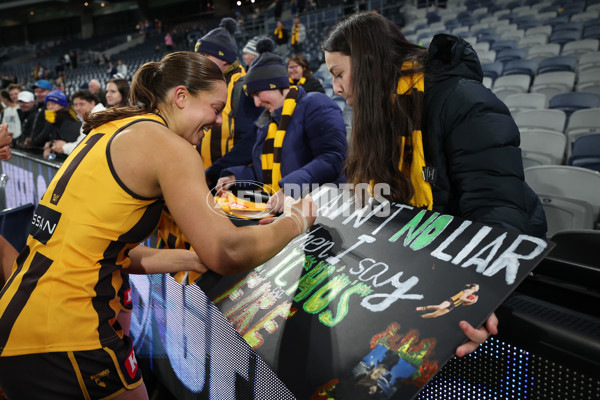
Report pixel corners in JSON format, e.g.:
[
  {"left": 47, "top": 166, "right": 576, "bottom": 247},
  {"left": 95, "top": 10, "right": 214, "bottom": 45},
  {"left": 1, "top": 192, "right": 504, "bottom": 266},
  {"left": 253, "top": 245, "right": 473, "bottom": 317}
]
[{"left": 45, "top": 109, "right": 56, "bottom": 123}]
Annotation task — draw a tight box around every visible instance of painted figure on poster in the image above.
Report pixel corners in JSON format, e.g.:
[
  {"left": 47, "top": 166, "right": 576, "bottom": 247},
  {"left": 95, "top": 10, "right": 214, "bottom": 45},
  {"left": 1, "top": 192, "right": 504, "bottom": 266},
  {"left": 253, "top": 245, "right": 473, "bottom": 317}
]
[{"left": 416, "top": 284, "right": 479, "bottom": 318}]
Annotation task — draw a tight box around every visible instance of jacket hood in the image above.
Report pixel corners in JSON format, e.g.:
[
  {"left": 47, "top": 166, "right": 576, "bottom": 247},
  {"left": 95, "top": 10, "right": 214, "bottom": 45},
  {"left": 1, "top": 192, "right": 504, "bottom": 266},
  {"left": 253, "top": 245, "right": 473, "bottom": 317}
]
[{"left": 426, "top": 34, "right": 483, "bottom": 85}]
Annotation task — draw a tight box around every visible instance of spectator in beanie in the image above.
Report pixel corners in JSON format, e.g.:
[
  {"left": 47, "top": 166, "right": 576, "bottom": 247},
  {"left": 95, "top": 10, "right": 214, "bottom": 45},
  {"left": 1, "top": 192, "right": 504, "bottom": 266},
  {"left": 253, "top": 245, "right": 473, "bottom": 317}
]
[
  {"left": 50, "top": 90, "right": 106, "bottom": 156},
  {"left": 218, "top": 38, "right": 347, "bottom": 213},
  {"left": 194, "top": 17, "right": 261, "bottom": 187},
  {"left": 30, "top": 90, "right": 81, "bottom": 158},
  {"left": 242, "top": 36, "right": 264, "bottom": 68}
]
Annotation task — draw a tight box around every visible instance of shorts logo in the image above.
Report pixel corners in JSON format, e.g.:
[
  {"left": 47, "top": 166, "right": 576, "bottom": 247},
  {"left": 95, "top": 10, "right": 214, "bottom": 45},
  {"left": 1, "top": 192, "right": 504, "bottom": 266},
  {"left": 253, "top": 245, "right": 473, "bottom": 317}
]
[
  {"left": 125, "top": 348, "right": 138, "bottom": 379},
  {"left": 123, "top": 288, "right": 132, "bottom": 306},
  {"left": 90, "top": 369, "right": 110, "bottom": 387}
]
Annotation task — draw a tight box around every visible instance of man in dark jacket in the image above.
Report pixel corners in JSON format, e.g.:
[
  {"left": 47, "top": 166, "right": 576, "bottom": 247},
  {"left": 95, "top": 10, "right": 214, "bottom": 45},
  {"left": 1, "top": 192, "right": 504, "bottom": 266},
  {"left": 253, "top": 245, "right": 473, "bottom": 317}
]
[{"left": 423, "top": 34, "right": 546, "bottom": 237}]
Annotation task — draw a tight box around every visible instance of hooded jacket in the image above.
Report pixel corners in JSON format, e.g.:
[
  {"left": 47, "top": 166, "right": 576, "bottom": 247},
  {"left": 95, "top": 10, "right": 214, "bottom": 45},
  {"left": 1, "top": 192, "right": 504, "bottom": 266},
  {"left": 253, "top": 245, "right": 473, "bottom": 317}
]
[{"left": 423, "top": 34, "right": 546, "bottom": 237}]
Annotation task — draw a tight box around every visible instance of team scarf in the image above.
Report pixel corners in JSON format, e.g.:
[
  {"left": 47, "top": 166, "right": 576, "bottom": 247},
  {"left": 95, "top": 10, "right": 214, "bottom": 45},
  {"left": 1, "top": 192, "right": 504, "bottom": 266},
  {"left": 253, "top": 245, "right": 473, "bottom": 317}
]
[
  {"left": 291, "top": 24, "right": 300, "bottom": 45},
  {"left": 289, "top": 76, "right": 306, "bottom": 86},
  {"left": 274, "top": 26, "right": 284, "bottom": 39},
  {"left": 200, "top": 61, "right": 245, "bottom": 168},
  {"left": 395, "top": 63, "right": 433, "bottom": 210},
  {"left": 261, "top": 86, "right": 300, "bottom": 194}
]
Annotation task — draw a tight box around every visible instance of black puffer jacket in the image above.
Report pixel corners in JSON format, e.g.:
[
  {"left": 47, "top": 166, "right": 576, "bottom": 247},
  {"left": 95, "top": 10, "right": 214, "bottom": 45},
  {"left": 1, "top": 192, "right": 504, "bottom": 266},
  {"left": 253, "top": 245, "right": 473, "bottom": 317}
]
[{"left": 423, "top": 34, "right": 547, "bottom": 237}]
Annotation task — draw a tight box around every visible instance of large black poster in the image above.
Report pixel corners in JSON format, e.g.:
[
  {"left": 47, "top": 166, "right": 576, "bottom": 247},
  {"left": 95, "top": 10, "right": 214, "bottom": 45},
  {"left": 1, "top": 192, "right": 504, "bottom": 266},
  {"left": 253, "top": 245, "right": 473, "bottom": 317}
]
[{"left": 197, "top": 186, "right": 553, "bottom": 399}]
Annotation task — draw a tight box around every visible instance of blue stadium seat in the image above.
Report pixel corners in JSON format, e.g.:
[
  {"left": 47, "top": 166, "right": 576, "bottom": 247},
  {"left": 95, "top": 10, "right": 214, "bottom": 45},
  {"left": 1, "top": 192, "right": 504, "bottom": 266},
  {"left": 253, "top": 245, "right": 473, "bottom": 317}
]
[
  {"left": 490, "top": 39, "right": 517, "bottom": 52},
  {"left": 496, "top": 48, "right": 526, "bottom": 63},
  {"left": 502, "top": 59, "right": 538, "bottom": 79},
  {"left": 549, "top": 30, "right": 582, "bottom": 46},
  {"left": 537, "top": 55, "right": 578, "bottom": 74},
  {"left": 481, "top": 62, "right": 504, "bottom": 81},
  {"left": 548, "top": 92, "right": 600, "bottom": 117},
  {"left": 552, "top": 22, "right": 584, "bottom": 36},
  {"left": 0, "top": 203, "right": 35, "bottom": 252},
  {"left": 583, "top": 25, "right": 600, "bottom": 40},
  {"left": 568, "top": 133, "right": 600, "bottom": 172}
]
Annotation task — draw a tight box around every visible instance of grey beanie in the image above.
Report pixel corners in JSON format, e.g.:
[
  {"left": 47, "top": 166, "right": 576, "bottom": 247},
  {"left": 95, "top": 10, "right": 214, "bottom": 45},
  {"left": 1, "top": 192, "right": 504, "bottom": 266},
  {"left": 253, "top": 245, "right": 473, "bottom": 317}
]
[{"left": 242, "top": 36, "right": 263, "bottom": 56}]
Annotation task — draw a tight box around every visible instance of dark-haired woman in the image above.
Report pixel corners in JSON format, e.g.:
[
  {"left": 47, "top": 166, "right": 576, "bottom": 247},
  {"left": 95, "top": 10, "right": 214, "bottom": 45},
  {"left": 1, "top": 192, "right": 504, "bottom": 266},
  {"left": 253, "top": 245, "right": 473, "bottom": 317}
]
[
  {"left": 105, "top": 77, "right": 130, "bottom": 108},
  {"left": 0, "top": 51, "right": 316, "bottom": 399},
  {"left": 288, "top": 54, "right": 325, "bottom": 93},
  {"left": 322, "top": 12, "right": 548, "bottom": 357}
]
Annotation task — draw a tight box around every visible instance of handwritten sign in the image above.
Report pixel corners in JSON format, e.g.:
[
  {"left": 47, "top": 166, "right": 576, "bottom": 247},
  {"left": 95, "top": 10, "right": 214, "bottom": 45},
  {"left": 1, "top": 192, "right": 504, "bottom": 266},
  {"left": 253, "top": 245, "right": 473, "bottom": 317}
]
[{"left": 199, "top": 186, "right": 552, "bottom": 399}]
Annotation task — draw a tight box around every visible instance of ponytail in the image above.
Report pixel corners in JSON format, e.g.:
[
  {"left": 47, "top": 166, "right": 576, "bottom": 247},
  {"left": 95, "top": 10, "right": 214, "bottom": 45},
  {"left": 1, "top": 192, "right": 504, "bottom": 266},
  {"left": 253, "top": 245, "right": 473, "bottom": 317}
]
[{"left": 83, "top": 52, "right": 224, "bottom": 134}]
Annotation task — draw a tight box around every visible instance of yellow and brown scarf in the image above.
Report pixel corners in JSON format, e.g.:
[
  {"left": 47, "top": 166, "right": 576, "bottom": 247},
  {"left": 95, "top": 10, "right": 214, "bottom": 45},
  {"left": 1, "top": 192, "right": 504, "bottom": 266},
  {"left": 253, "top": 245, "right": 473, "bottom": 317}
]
[
  {"left": 261, "top": 86, "right": 300, "bottom": 194},
  {"left": 274, "top": 26, "right": 284, "bottom": 40},
  {"left": 200, "top": 61, "right": 245, "bottom": 168},
  {"left": 289, "top": 76, "right": 306, "bottom": 86},
  {"left": 396, "top": 63, "right": 433, "bottom": 210},
  {"left": 291, "top": 24, "right": 300, "bottom": 45}
]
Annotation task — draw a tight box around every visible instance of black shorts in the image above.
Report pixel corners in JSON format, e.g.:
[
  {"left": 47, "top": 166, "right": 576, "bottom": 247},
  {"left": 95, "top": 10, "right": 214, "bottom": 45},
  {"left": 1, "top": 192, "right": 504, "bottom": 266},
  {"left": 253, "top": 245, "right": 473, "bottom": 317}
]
[{"left": 0, "top": 336, "right": 143, "bottom": 400}]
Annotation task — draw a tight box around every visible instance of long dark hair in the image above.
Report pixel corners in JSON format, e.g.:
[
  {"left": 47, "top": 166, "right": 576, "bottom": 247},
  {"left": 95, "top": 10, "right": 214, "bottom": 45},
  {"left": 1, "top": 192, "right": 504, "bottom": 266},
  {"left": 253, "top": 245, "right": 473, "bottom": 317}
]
[
  {"left": 83, "top": 52, "right": 224, "bottom": 134},
  {"left": 106, "top": 78, "right": 130, "bottom": 108},
  {"left": 322, "top": 12, "right": 428, "bottom": 203}
]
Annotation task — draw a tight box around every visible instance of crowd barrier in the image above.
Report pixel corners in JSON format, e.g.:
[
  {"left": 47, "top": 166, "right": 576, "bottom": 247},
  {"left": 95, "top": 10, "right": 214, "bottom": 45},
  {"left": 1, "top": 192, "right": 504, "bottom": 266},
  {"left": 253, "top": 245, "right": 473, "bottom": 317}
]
[{"left": 1, "top": 149, "right": 598, "bottom": 399}]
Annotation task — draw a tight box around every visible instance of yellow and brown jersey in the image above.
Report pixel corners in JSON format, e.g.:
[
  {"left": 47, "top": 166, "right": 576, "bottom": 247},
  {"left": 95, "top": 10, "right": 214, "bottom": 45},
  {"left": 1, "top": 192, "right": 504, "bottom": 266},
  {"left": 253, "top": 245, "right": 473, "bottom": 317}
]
[
  {"left": 199, "top": 65, "right": 246, "bottom": 168},
  {"left": 0, "top": 113, "right": 166, "bottom": 357}
]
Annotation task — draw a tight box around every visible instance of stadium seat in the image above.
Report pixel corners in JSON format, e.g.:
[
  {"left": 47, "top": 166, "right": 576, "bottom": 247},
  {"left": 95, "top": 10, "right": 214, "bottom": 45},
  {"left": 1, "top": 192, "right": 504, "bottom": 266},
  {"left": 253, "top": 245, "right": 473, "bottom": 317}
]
[
  {"left": 548, "top": 92, "right": 600, "bottom": 117},
  {"left": 577, "top": 51, "right": 600, "bottom": 72},
  {"left": 0, "top": 203, "right": 35, "bottom": 252},
  {"left": 504, "top": 92, "right": 547, "bottom": 114},
  {"left": 477, "top": 50, "right": 497, "bottom": 64},
  {"left": 492, "top": 74, "right": 531, "bottom": 101},
  {"left": 562, "top": 39, "right": 599, "bottom": 57},
  {"left": 526, "top": 25, "right": 552, "bottom": 38},
  {"left": 495, "top": 48, "right": 526, "bottom": 64},
  {"left": 499, "top": 29, "right": 525, "bottom": 41},
  {"left": 472, "top": 42, "right": 490, "bottom": 52},
  {"left": 537, "top": 55, "right": 578, "bottom": 74},
  {"left": 549, "top": 30, "right": 582, "bottom": 47},
  {"left": 502, "top": 59, "right": 538, "bottom": 79},
  {"left": 524, "top": 165, "right": 600, "bottom": 229},
  {"left": 481, "top": 61, "right": 503, "bottom": 81},
  {"left": 553, "top": 21, "right": 584, "bottom": 35},
  {"left": 520, "top": 129, "right": 567, "bottom": 166},
  {"left": 518, "top": 34, "right": 549, "bottom": 49},
  {"left": 537, "top": 194, "right": 595, "bottom": 237},
  {"left": 514, "top": 109, "right": 567, "bottom": 133},
  {"left": 331, "top": 95, "right": 345, "bottom": 111},
  {"left": 576, "top": 68, "right": 600, "bottom": 95},
  {"left": 568, "top": 133, "right": 600, "bottom": 172},
  {"left": 527, "top": 43, "right": 561, "bottom": 62},
  {"left": 530, "top": 71, "right": 576, "bottom": 99},
  {"left": 572, "top": 10, "right": 600, "bottom": 23},
  {"left": 583, "top": 25, "right": 600, "bottom": 40},
  {"left": 547, "top": 229, "right": 600, "bottom": 267},
  {"left": 565, "top": 108, "right": 600, "bottom": 157}
]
